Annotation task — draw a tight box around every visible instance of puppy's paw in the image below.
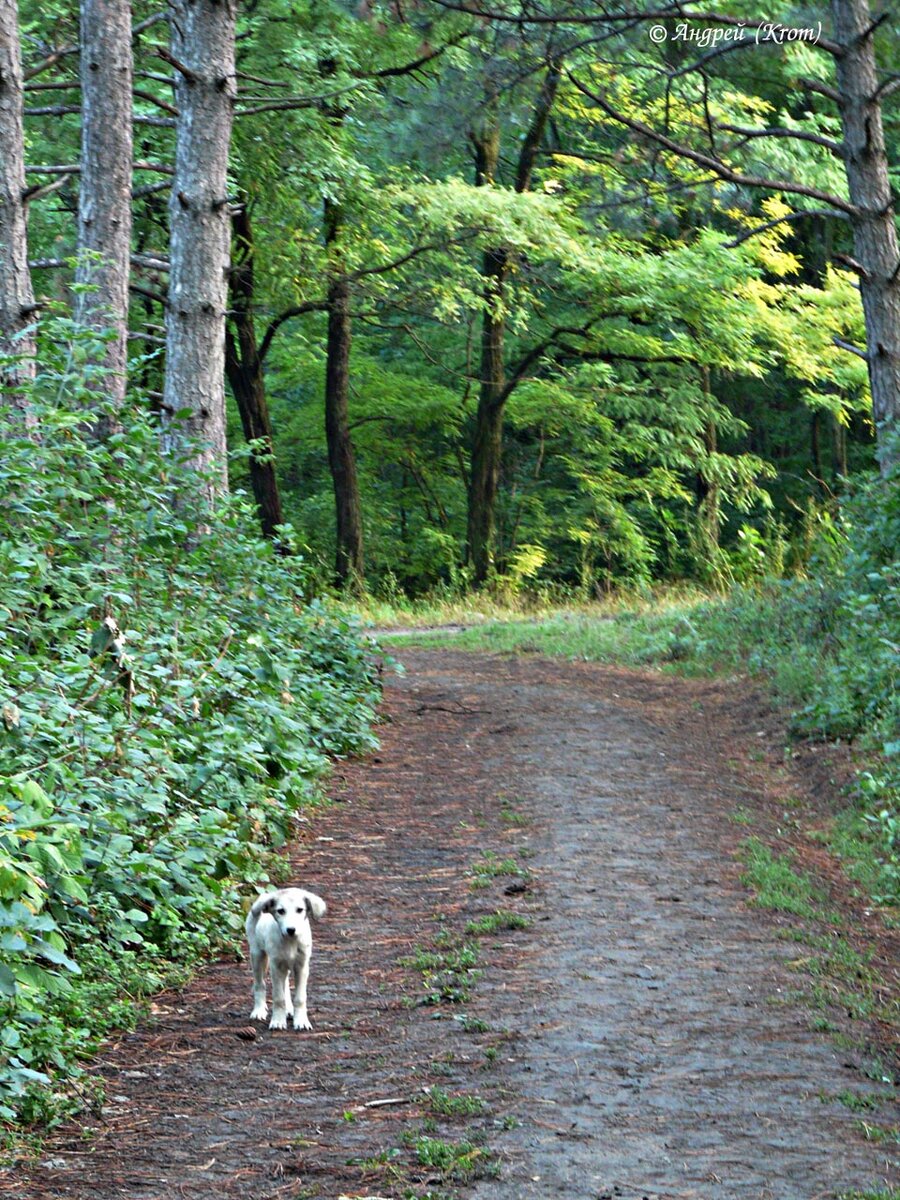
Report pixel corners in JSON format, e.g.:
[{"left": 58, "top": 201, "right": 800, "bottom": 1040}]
[
  {"left": 292, "top": 1011, "right": 312, "bottom": 1031},
  {"left": 269, "top": 1011, "right": 289, "bottom": 1031},
  {"left": 250, "top": 1004, "right": 268, "bottom": 1022}
]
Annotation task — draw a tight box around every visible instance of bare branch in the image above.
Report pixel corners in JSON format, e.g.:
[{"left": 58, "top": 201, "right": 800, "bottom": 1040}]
[
  {"left": 25, "top": 161, "right": 174, "bottom": 174},
  {"left": 133, "top": 181, "right": 171, "bottom": 199},
  {"left": 235, "top": 70, "right": 291, "bottom": 89},
  {"left": 566, "top": 71, "right": 858, "bottom": 217},
  {"left": 235, "top": 81, "right": 366, "bottom": 116},
  {"left": 798, "top": 76, "right": 841, "bottom": 103},
  {"left": 719, "top": 122, "right": 843, "bottom": 155},
  {"left": 833, "top": 336, "right": 868, "bottom": 360},
  {"left": 130, "top": 283, "right": 168, "bottom": 306},
  {"left": 25, "top": 105, "right": 80, "bottom": 116},
  {"left": 22, "top": 173, "right": 73, "bottom": 203},
  {"left": 724, "top": 207, "right": 848, "bottom": 247},
  {"left": 132, "top": 253, "right": 170, "bottom": 271},
  {"left": 258, "top": 301, "right": 328, "bottom": 362},
  {"left": 134, "top": 88, "right": 179, "bottom": 115},
  {"left": 152, "top": 44, "right": 199, "bottom": 83},
  {"left": 346, "top": 233, "right": 479, "bottom": 284},
  {"left": 874, "top": 75, "right": 900, "bottom": 101},
  {"left": 833, "top": 251, "right": 870, "bottom": 279},
  {"left": 23, "top": 46, "right": 78, "bottom": 81}
]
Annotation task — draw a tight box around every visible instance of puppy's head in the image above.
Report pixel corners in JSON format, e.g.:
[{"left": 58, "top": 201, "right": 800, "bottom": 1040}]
[{"left": 263, "top": 887, "right": 326, "bottom": 939}]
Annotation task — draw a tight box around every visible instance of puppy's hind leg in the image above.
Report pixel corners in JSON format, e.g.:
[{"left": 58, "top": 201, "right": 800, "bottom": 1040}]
[
  {"left": 291, "top": 949, "right": 312, "bottom": 1031},
  {"left": 249, "top": 945, "right": 269, "bottom": 1022}
]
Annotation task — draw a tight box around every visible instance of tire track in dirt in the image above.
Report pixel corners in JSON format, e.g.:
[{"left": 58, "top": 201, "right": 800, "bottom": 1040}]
[{"left": 2, "top": 649, "right": 896, "bottom": 1200}]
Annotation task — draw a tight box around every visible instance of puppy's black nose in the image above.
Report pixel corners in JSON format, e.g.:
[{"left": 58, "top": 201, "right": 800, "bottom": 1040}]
[{"left": 285, "top": 927, "right": 296, "bottom": 937}]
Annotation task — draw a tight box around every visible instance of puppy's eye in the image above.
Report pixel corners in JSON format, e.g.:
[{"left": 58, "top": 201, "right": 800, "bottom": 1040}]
[{"left": 276, "top": 907, "right": 286, "bottom": 915}]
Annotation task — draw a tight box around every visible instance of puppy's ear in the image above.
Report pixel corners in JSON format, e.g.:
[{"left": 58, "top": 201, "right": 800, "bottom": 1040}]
[
  {"left": 304, "top": 892, "right": 327, "bottom": 920},
  {"left": 251, "top": 891, "right": 279, "bottom": 917}
]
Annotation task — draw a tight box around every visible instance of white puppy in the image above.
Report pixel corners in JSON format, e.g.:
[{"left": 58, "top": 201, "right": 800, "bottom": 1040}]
[{"left": 245, "top": 887, "right": 326, "bottom": 1031}]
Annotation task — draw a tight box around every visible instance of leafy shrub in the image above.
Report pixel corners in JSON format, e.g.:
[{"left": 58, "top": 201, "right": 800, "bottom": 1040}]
[{"left": 0, "top": 318, "right": 381, "bottom": 1121}]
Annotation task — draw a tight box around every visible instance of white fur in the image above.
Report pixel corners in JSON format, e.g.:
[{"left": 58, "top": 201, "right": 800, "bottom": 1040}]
[{"left": 245, "top": 887, "right": 326, "bottom": 1031}]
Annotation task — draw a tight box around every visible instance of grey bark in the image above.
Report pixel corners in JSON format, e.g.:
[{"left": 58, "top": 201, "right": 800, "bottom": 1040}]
[
  {"left": 831, "top": 0, "right": 900, "bottom": 472},
  {"left": 74, "top": 0, "right": 133, "bottom": 423},
  {"left": 0, "top": 0, "right": 37, "bottom": 422},
  {"left": 163, "top": 0, "right": 236, "bottom": 496}
]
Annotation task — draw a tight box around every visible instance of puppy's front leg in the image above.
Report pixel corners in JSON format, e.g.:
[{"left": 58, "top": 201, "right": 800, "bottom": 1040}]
[
  {"left": 291, "top": 949, "right": 312, "bottom": 1031},
  {"left": 249, "top": 946, "right": 269, "bottom": 1022},
  {"left": 269, "top": 959, "right": 292, "bottom": 1030}
]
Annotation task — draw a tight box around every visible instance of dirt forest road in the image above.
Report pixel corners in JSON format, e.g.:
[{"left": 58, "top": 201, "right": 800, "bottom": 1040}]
[{"left": 3, "top": 648, "right": 898, "bottom": 1200}]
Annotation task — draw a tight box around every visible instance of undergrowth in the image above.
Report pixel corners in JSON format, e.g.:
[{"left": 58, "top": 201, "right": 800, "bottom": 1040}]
[{"left": 0, "top": 319, "right": 381, "bottom": 1125}]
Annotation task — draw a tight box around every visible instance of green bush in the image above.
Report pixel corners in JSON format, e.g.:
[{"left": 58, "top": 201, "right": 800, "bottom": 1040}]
[{"left": 0, "top": 318, "right": 381, "bottom": 1122}]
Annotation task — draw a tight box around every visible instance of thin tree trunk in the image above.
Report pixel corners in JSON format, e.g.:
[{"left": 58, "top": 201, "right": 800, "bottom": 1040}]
[
  {"left": 832, "top": 0, "right": 900, "bottom": 473},
  {"left": 467, "top": 240, "right": 507, "bottom": 585},
  {"left": 0, "top": 0, "right": 37, "bottom": 426},
  {"left": 833, "top": 413, "right": 849, "bottom": 478},
  {"left": 74, "top": 0, "right": 132, "bottom": 426},
  {"left": 324, "top": 194, "right": 365, "bottom": 590},
  {"left": 163, "top": 0, "right": 236, "bottom": 497},
  {"left": 466, "top": 59, "right": 562, "bottom": 585},
  {"left": 694, "top": 367, "right": 720, "bottom": 546},
  {"left": 224, "top": 204, "right": 286, "bottom": 543},
  {"left": 811, "top": 410, "right": 824, "bottom": 490}
]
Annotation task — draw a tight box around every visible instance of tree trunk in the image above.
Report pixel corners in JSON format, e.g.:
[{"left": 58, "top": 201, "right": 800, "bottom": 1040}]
[
  {"left": 163, "top": 0, "right": 236, "bottom": 497},
  {"left": 324, "top": 195, "right": 365, "bottom": 590},
  {"left": 224, "top": 204, "right": 286, "bottom": 544},
  {"left": 467, "top": 240, "right": 507, "bottom": 585},
  {"left": 832, "top": 0, "right": 900, "bottom": 473},
  {"left": 74, "top": 0, "right": 132, "bottom": 425},
  {"left": 0, "top": 0, "right": 37, "bottom": 426},
  {"left": 811, "top": 409, "right": 824, "bottom": 490},
  {"left": 694, "top": 368, "right": 720, "bottom": 546},
  {"left": 466, "top": 59, "right": 562, "bottom": 585}
]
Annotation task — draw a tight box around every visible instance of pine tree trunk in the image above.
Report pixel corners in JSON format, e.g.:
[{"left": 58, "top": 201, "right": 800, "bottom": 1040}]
[
  {"left": 74, "top": 0, "right": 132, "bottom": 425},
  {"left": 0, "top": 0, "right": 37, "bottom": 425},
  {"left": 224, "top": 205, "right": 286, "bottom": 543},
  {"left": 324, "top": 195, "right": 365, "bottom": 590},
  {"left": 832, "top": 0, "right": 900, "bottom": 472},
  {"left": 163, "top": 0, "right": 236, "bottom": 497}
]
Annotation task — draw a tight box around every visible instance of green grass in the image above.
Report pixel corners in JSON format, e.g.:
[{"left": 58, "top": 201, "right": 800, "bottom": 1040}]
[
  {"left": 465, "top": 911, "right": 531, "bottom": 936},
  {"left": 356, "top": 588, "right": 704, "bottom": 632},
  {"left": 470, "top": 852, "right": 530, "bottom": 882},
  {"left": 386, "top": 605, "right": 701, "bottom": 665},
  {"left": 739, "top": 838, "right": 825, "bottom": 919},
  {"left": 831, "top": 1090, "right": 884, "bottom": 1113},
  {"left": 398, "top": 942, "right": 481, "bottom": 1006},
  {"left": 427, "top": 1087, "right": 488, "bottom": 1117}
]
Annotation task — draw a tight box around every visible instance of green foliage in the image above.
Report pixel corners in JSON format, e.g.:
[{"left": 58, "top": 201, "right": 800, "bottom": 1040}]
[{"left": 0, "top": 319, "right": 380, "bottom": 1122}]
